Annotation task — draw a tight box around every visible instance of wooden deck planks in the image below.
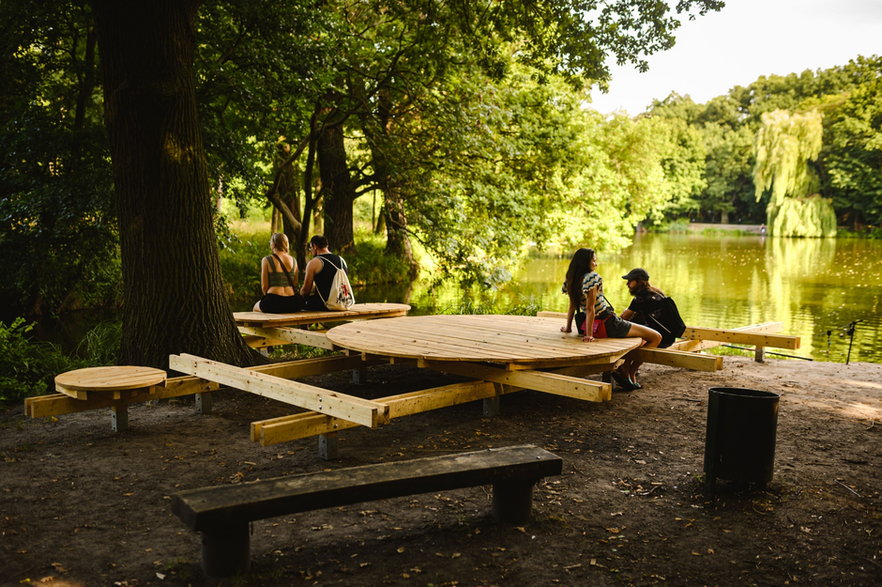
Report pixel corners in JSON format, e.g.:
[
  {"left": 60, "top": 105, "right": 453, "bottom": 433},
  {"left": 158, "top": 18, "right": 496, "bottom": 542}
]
[
  {"left": 326, "top": 315, "right": 641, "bottom": 363},
  {"left": 55, "top": 366, "right": 166, "bottom": 399}
]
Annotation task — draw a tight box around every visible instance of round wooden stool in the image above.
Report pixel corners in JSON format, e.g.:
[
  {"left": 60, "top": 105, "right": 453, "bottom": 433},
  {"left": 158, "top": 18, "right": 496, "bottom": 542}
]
[{"left": 55, "top": 366, "right": 167, "bottom": 431}]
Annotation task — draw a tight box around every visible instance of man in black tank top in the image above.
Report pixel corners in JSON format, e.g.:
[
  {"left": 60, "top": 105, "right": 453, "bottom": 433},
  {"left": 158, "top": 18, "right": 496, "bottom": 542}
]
[{"left": 299, "top": 235, "right": 349, "bottom": 311}]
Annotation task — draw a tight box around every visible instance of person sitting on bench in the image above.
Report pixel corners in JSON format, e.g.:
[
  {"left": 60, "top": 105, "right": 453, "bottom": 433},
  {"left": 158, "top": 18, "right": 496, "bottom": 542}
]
[
  {"left": 253, "top": 232, "right": 302, "bottom": 313},
  {"left": 299, "top": 235, "right": 351, "bottom": 311}
]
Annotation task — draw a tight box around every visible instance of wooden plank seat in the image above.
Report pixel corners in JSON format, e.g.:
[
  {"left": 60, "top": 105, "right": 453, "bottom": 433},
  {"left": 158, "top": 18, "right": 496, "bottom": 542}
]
[
  {"left": 234, "top": 302, "right": 411, "bottom": 328},
  {"left": 171, "top": 445, "right": 562, "bottom": 579}
]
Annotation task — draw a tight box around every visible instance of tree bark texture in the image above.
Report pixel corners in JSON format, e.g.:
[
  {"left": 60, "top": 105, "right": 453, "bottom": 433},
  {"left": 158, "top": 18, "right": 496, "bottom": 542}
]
[
  {"left": 92, "top": 0, "right": 259, "bottom": 369},
  {"left": 355, "top": 85, "right": 414, "bottom": 266},
  {"left": 317, "top": 121, "right": 354, "bottom": 252}
]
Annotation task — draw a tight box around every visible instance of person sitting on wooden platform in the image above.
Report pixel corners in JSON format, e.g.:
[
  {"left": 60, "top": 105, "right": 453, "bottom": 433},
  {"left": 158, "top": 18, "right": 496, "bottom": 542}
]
[
  {"left": 252, "top": 232, "right": 303, "bottom": 314},
  {"left": 619, "top": 267, "right": 687, "bottom": 386},
  {"left": 299, "top": 235, "right": 354, "bottom": 311},
  {"left": 560, "top": 248, "right": 661, "bottom": 392}
]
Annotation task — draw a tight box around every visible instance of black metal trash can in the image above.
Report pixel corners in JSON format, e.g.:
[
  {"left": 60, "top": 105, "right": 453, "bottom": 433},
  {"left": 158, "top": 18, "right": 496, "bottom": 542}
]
[{"left": 704, "top": 387, "right": 779, "bottom": 495}]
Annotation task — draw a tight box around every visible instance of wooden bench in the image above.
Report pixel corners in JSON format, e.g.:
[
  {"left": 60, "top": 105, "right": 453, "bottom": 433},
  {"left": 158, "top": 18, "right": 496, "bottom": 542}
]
[{"left": 171, "top": 445, "right": 562, "bottom": 578}]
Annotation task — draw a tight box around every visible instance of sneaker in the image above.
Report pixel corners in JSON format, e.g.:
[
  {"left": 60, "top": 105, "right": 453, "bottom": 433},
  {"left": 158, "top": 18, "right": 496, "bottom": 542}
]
[{"left": 612, "top": 371, "right": 639, "bottom": 391}]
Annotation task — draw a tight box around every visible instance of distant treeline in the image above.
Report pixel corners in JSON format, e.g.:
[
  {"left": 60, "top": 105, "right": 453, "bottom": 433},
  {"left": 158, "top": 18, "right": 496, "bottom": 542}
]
[{"left": 643, "top": 55, "right": 881, "bottom": 231}]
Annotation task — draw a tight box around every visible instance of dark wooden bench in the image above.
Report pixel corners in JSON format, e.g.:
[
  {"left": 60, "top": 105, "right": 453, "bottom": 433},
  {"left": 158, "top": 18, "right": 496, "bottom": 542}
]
[{"left": 171, "top": 445, "right": 562, "bottom": 578}]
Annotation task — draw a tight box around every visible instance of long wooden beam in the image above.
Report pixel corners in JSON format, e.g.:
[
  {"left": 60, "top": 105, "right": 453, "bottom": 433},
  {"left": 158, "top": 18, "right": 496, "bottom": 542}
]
[
  {"left": 418, "top": 360, "right": 611, "bottom": 402},
  {"left": 238, "top": 326, "right": 336, "bottom": 350},
  {"left": 251, "top": 380, "right": 500, "bottom": 445},
  {"left": 25, "top": 377, "right": 220, "bottom": 418},
  {"left": 25, "top": 354, "right": 379, "bottom": 419},
  {"left": 540, "top": 312, "right": 794, "bottom": 353},
  {"left": 252, "top": 354, "right": 382, "bottom": 378},
  {"left": 668, "top": 322, "right": 784, "bottom": 352},
  {"left": 637, "top": 347, "right": 722, "bottom": 371},
  {"left": 680, "top": 327, "right": 799, "bottom": 350},
  {"left": 169, "top": 354, "right": 389, "bottom": 428},
  {"left": 253, "top": 359, "right": 622, "bottom": 446}
]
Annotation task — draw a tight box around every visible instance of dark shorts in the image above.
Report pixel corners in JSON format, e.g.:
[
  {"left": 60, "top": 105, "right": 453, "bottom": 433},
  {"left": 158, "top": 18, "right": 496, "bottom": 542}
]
[
  {"left": 258, "top": 293, "right": 303, "bottom": 313},
  {"left": 604, "top": 314, "right": 634, "bottom": 338},
  {"left": 301, "top": 294, "right": 328, "bottom": 311}
]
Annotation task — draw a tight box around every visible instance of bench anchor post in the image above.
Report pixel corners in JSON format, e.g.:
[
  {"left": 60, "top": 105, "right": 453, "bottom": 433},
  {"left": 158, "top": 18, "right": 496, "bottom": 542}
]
[
  {"left": 202, "top": 523, "right": 250, "bottom": 579},
  {"left": 483, "top": 383, "right": 504, "bottom": 417},
  {"left": 318, "top": 432, "right": 339, "bottom": 460},
  {"left": 195, "top": 392, "right": 213, "bottom": 414},
  {"left": 754, "top": 346, "right": 765, "bottom": 363},
  {"left": 110, "top": 404, "right": 128, "bottom": 432}
]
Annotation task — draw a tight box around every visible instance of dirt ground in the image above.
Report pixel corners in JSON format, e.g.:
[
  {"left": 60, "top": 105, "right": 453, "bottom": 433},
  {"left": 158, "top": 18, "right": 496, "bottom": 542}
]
[{"left": 1, "top": 355, "right": 880, "bottom": 586}]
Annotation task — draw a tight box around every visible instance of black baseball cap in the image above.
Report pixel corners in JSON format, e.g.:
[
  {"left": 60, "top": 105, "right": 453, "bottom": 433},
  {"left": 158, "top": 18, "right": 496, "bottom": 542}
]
[{"left": 622, "top": 268, "right": 649, "bottom": 281}]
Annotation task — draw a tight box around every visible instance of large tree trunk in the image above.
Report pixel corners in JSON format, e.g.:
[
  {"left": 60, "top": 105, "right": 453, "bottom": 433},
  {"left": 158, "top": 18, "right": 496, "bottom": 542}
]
[
  {"left": 383, "top": 187, "right": 413, "bottom": 260},
  {"left": 92, "top": 0, "right": 259, "bottom": 369},
  {"left": 354, "top": 84, "right": 415, "bottom": 266},
  {"left": 317, "top": 121, "right": 355, "bottom": 252}
]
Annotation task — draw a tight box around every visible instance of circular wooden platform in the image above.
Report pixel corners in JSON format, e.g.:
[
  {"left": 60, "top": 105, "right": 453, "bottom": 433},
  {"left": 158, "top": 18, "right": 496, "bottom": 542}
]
[
  {"left": 326, "top": 314, "right": 642, "bottom": 364},
  {"left": 55, "top": 366, "right": 166, "bottom": 392}
]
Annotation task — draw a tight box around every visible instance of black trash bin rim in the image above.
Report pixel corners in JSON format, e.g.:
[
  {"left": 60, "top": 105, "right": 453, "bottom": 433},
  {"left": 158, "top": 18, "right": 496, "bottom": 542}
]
[{"left": 708, "top": 387, "right": 779, "bottom": 400}]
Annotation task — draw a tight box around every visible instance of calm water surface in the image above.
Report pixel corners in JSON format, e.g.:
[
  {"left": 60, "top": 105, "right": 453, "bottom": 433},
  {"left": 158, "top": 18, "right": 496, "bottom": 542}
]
[{"left": 363, "top": 234, "right": 882, "bottom": 364}]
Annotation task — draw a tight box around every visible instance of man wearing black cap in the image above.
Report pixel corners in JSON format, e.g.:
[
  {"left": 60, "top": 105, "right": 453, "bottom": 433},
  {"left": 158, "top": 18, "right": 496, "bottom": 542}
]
[{"left": 620, "top": 268, "right": 684, "bottom": 349}]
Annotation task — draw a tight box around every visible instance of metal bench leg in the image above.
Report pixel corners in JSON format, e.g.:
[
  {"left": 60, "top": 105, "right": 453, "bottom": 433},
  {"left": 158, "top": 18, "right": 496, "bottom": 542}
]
[
  {"left": 318, "top": 432, "right": 339, "bottom": 460},
  {"left": 195, "top": 392, "right": 213, "bottom": 415},
  {"left": 351, "top": 366, "right": 367, "bottom": 384},
  {"left": 491, "top": 480, "right": 535, "bottom": 524},
  {"left": 483, "top": 383, "right": 504, "bottom": 417},
  {"left": 111, "top": 405, "right": 128, "bottom": 432},
  {"left": 201, "top": 522, "right": 250, "bottom": 578}
]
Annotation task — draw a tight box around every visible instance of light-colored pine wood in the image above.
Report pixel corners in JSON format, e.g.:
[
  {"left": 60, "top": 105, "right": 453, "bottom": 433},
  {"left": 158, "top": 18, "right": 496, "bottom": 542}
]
[
  {"left": 252, "top": 380, "right": 501, "bottom": 445},
  {"left": 680, "top": 327, "right": 799, "bottom": 349},
  {"left": 326, "top": 315, "right": 641, "bottom": 363},
  {"left": 540, "top": 313, "right": 796, "bottom": 352},
  {"left": 234, "top": 302, "right": 410, "bottom": 327},
  {"left": 169, "top": 354, "right": 389, "bottom": 428},
  {"left": 26, "top": 355, "right": 374, "bottom": 419},
  {"left": 54, "top": 366, "right": 166, "bottom": 399},
  {"left": 419, "top": 359, "right": 611, "bottom": 402},
  {"left": 636, "top": 347, "right": 723, "bottom": 371},
  {"left": 241, "top": 334, "right": 286, "bottom": 349},
  {"left": 668, "top": 322, "right": 784, "bottom": 351},
  {"left": 535, "top": 311, "right": 567, "bottom": 319},
  {"left": 27, "top": 376, "right": 219, "bottom": 418},
  {"left": 238, "top": 326, "right": 336, "bottom": 350},
  {"left": 55, "top": 365, "right": 166, "bottom": 391}
]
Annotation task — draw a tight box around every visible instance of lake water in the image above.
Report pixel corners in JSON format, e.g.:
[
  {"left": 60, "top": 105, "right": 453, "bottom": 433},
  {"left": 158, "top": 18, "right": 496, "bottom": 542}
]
[{"left": 361, "top": 233, "right": 882, "bottom": 364}]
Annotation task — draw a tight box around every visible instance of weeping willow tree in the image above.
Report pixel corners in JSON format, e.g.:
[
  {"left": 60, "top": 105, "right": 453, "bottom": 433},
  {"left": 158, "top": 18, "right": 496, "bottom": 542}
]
[{"left": 753, "top": 109, "right": 837, "bottom": 237}]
